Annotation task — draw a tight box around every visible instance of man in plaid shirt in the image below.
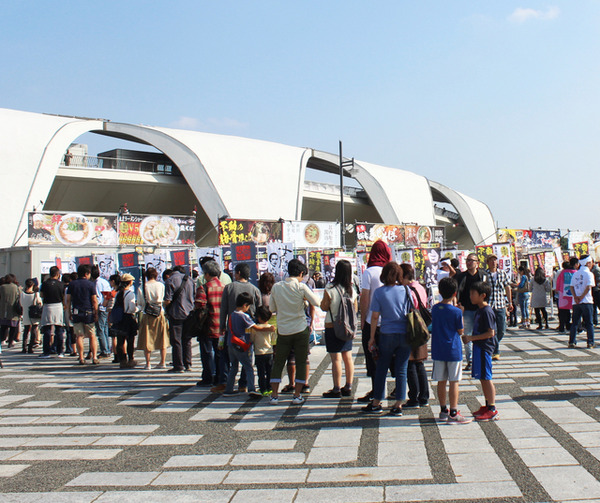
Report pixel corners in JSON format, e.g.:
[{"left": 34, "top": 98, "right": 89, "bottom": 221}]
[
  {"left": 195, "top": 260, "right": 224, "bottom": 387},
  {"left": 484, "top": 254, "right": 513, "bottom": 360}
]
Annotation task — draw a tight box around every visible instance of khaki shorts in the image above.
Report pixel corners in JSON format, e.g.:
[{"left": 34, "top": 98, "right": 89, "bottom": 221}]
[{"left": 73, "top": 322, "right": 96, "bottom": 338}]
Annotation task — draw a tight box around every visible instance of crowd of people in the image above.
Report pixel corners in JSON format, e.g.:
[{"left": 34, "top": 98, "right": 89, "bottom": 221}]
[{"left": 0, "top": 241, "right": 597, "bottom": 421}]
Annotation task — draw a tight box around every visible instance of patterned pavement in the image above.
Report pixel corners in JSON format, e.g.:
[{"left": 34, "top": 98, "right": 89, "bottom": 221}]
[{"left": 1, "top": 326, "right": 600, "bottom": 502}]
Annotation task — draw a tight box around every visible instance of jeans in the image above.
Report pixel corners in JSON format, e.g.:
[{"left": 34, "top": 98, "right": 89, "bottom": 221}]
[
  {"left": 519, "top": 293, "right": 530, "bottom": 322},
  {"left": 593, "top": 290, "right": 600, "bottom": 325},
  {"left": 373, "top": 332, "right": 411, "bottom": 402},
  {"left": 199, "top": 337, "right": 219, "bottom": 383},
  {"left": 22, "top": 325, "right": 37, "bottom": 352},
  {"left": 570, "top": 303, "right": 595, "bottom": 345},
  {"left": 169, "top": 318, "right": 193, "bottom": 371},
  {"left": 493, "top": 308, "right": 506, "bottom": 355},
  {"left": 463, "top": 310, "right": 475, "bottom": 363},
  {"left": 96, "top": 310, "right": 110, "bottom": 354},
  {"left": 42, "top": 325, "right": 64, "bottom": 356},
  {"left": 226, "top": 344, "right": 256, "bottom": 393},
  {"left": 255, "top": 353, "right": 273, "bottom": 393},
  {"left": 407, "top": 360, "right": 429, "bottom": 404}
]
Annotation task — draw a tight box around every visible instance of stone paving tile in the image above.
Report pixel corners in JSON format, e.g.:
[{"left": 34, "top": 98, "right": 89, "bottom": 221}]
[
  {"left": 0, "top": 407, "right": 88, "bottom": 416},
  {"left": 66, "top": 424, "right": 159, "bottom": 434},
  {"left": 223, "top": 468, "right": 308, "bottom": 485},
  {"left": 0, "top": 426, "right": 69, "bottom": 435},
  {"left": 0, "top": 450, "right": 21, "bottom": 460},
  {"left": 163, "top": 454, "right": 233, "bottom": 467},
  {"left": 23, "top": 435, "right": 102, "bottom": 446},
  {"left": 231, "top": 452, "right": 306, "bottom": 466},
  {"left": 0, "top": 464, "right": 30, "bottom": 477},
  {"left": 95, "top": 490, "right": 234, "bottom": 503},
  {"left": 67, "top": 471, "right": 161, "bottom": 487},
  {"left": 308, "top": 465, "right": 431, "bottom": 483},
  {"left": 231, "top": 488, "right": 297, "bottom": 503},
  {"left": 247, "top": 439, "right": 296, "bottom": 450},
  {"left": 151, "top": 470, "right": 228, "bottom": 486},
  {"left": 139, "top": 434, "right": 202, "bottom": 445},
  {"left": 11, "top": 448, "right": 122, "bottom": 461},
  {"left": 516, "top": 446, "right": 579, "bottom": 467},
  {"left": 92, "top": 436, "right": 147, "bottom": 446},
  {"left": 530, "top": 465, "right": 600, "bottom": 501},
  {"left": 569, "top": 431, "right": 600, "bottom": 448},
  {"left": 296, "top": 486, "right": 383, "bottom": 503},
  {"left": 17, "top": 400, "right": 60, "bottom": 407},
  {"left": 306, "top": 446, "right": 358, "bottom": 464},
  {"left": 3, "top": 492, "right": 102, "bottom": 502},
  {"left": 385, "top": 481, "right": 522, "bottom": 501}
]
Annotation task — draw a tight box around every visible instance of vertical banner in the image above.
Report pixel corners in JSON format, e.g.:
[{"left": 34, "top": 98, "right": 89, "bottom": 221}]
[
  {"left": 170, "top": 249, "right": 191, "bottom": 275},
  {"left": 492, "top": 243, "right": 513, "bottom": 279},
  {"left": 395, "top": 248, "right": 414, "bottom": 266},
  {"left": 256, "top": 246, "right": 268, "bottom": 274},
  {"left": 413, "top": 248, "right": 425, "bottom": 282},
  {"left": 144, "top": 253, "right": 168, "bottom": 282},
  {"left": 322, "top": 249, "right": 336, "bottom": 284},
  {"left": 267, "top": 242, "right": 294, "bottom": 281},
  {"left": 554, "top": 247, "right": 564, "bottom": 267},
  {"left": 475, "top": 245, "right": 494, "bottom": 268},
  {"left": 356, "top": 249, "right": 368, "bottom": 289},
  {"left": 293, "top": 248, "right": 308, "bottom": 269},
  {"left": 222, "top": 247, "right": 232, "bottom": 276},
  {"left": 308, "top": 250, "right": 323, "bottom": 275},
  {"left": 196, "top": 247, "right": 222, "bottom": 268},
  {"left": 118, "top": 251, "right": 142, "bottom": 292},
  {"left": 573, "top": 242, "right": 589, "bottom": 258},
  {"left": 94, "top": 253, "right": 116, "bottom": 280},
  {"left": 75, "top": 255, "right": 93, "bottom": 268},
  {"left": 422, "top": 244, "right": 441, "bottom": 290},
  {"left": 231, "top": 242, "right": 258, "bottom": 286},
  {"left": 544, "top": 251, "right": 555, "bottom": 278}
]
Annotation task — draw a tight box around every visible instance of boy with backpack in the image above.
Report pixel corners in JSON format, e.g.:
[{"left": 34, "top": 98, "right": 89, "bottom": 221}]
[{"left": 431, "top": 277, "right": 471, "bottom": 423}]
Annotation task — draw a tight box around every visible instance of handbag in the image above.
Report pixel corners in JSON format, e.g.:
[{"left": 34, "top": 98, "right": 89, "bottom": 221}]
[
  {"left": 405, "top": 286, "right": 430, "bottom": 350},
  {"left": 142, "top": 286, "right": 162, "bottom": 317},
  {"left": 28, "top": 294, "right": 43, "bottom": 321},
  {"left": 408, "top": 285, "right": 432, "bottom": 326},
  {"left": 14, "top": 297, "right": 23, "bottom": 317},
  {"left": 166, "top": 275, "right": 189, "bottom": 317},
  {"left": 228, "top": 316, "right": 251, "bottom": 352}
]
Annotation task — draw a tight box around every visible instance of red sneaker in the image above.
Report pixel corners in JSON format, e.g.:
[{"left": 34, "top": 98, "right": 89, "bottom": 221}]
[
  {"left": 475, "top": 408, "right": 499, "bottom": 422},
  {"left": 472, "top": 406, "right": 487, "bottom": 417}
]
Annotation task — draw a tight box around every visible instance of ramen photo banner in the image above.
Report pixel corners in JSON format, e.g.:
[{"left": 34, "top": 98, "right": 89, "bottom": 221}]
[
  {"left": 28, "top": 212, "right": 118, "bottom": 247},
  {"left": 119, "top": 214, "right": 195, "bottom": 246},
  {"left": 283, "top": 221, "right": 340, "bottom": 248}
]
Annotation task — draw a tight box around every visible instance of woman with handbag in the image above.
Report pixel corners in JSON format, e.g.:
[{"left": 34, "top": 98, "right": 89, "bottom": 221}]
[
  {"left": 111, "top": 274, "right": 138, "bottom": 369},
  {"left": 21, "top": 279, "right": 42, "bottom": 353},
  {"left": 400, "top": 264, "right": 430, "bottom": 408},
  {"left": 137, "top": 268, "right": 169, "bottom": 370},
  {"left": 320, "top": 259, "right": 357, "bottom": 398},
  {"left": 0, "top": 274, "right": 22, "bottom": 348},
  {"left": 363, "top": 262, "right": 414, "bottom": 416}
]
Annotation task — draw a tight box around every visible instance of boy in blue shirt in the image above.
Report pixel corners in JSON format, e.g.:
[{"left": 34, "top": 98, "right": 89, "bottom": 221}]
[
  {"left": 224, "top": 292, "right": 275, "bottom": 398},
  {"left": 431, "top": 277, "right": 470, "bottom": 423},
  {"left": 463, "top": 281, "right": 498, "bottom": 421}
]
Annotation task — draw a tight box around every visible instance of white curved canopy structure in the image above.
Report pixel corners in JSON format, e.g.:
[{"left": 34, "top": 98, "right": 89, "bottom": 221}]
[{"left": 0, "top": 107, "right": 496, "bottom": 249}]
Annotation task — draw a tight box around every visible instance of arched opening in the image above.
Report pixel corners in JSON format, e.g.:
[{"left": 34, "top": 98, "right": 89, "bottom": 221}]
[{"left": 44, "top": 130, "right": 218, "bottom": 246}]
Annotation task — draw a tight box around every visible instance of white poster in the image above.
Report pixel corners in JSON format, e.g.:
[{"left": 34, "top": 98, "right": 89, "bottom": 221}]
[
  {"left": 283, "top": 221, "right": 340, "bottom": 248},
  {"left": 266, "top": 242, "right": 294, "bottom": 281},
  {"left": 395, "top": 248, "right": 414, "bottom": 266},
  {"left": 493, "top": 243, "right": 513, "bottom": 279},
  {"left": 95, "top": 253, "right": 116, "bottom": 279},
  {"left": 144, "top": 253, "right": 168, "bottom": 282},
  {"left": 196, "top": 247, "right": 222, "bottom": 268},
  {"left": 40, "top": 261, "right": 55, "bottom": 275}
]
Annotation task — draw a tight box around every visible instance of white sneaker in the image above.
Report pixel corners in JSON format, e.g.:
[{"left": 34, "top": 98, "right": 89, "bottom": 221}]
[
  {"left": 291, "top": 395, "right": 305, "bottom": 405},
  {"left": 269, "top": 396, "right": 279, "bottom": 405},
  {"left": 57, "top": 354, "right": 65, "bottom": 358}
]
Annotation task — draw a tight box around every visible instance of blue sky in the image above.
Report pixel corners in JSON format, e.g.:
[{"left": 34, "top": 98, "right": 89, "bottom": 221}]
[{"left": 2, "top": 1, "right": 599, "bottom": 231}]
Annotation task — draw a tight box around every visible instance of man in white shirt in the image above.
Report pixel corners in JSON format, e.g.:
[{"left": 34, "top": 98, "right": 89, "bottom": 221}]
[
  {"left": 269, "top": 259, "right": 321, "bottom": 405},
  {"left": 569, "top": 255, "right": 596, "bottom": 348}
]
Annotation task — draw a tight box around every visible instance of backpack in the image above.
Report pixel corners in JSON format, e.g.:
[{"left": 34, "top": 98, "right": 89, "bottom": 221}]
[
  {"left": 404, "top": 286, "right": 430, "bottom": 350},
  {"left": 331, "top": 285, "right": 357, "bottom": 342}
]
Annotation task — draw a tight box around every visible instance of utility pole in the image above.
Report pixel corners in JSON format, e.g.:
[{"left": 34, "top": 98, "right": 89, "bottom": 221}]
[{"left": 339, "top": 141, "right": 354, "bottom": 249}]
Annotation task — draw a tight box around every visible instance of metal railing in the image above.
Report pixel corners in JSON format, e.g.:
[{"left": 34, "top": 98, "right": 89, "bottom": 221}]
[{"left": 61, "top": 154, "right": 180, "bottom": 175}]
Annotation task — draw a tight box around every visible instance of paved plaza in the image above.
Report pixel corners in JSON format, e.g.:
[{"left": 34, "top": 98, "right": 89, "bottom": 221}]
[{"left": 1, "top": 327, "right": 600, "bottom": 502}]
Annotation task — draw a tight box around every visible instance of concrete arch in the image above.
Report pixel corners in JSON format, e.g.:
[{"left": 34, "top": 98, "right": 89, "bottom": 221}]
[{"left": 428, "top": 180, "right": 496, "bottom": 245}]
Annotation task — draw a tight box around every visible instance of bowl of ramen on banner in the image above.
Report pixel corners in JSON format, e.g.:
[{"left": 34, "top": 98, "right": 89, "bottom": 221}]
[
  {"left": 55, "top": 214, "right": 94, "bottom": 246},
  {"left": 140, "top": 216, "right": 180, "bottom": 245}
]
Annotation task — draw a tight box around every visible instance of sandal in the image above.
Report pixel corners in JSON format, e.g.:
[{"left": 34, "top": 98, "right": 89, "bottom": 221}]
[
  {"left": 281, "top": 384, "right": 294, "bottom": 393},
  {"left": 78, "top": 359, "right": 85, "bottom": 365}
]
